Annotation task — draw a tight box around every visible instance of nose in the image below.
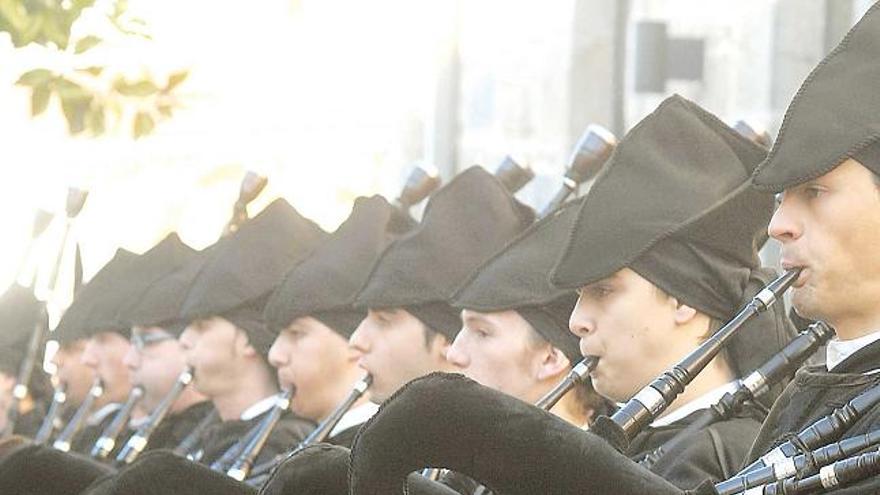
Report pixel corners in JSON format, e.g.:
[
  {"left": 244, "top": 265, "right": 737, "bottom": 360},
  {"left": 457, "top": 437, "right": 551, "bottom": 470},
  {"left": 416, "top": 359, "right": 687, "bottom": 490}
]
[
  {"left": 178, "top": 327, "right": 195, "bottom": 352},
  {"left": 767, "top": 195, "right": 802, "bottom": 244},
  {"left": 122, "top": 345, "right": 140, "bottom": 371},
  {"left": 445, "top": 331, "right": 470, "bottom": 368},
  {"left": 348, "top": 320, "right": 372, "bottom": 354},
  {"left": 267, "top": 337, "right": 287, "bottom": 368},
  {"left": 568, "top": 295, "right": 596, "bottom": 338}
]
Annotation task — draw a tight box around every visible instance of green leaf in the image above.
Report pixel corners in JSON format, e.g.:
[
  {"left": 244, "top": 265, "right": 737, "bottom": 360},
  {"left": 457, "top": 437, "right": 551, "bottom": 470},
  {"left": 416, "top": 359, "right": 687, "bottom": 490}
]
[
  {"left": 60, "top": 95, "right": 91, "bottom": 134},
  {"left": 85, "top": 105, "right": 105, "bottom": 135},
  {"left": 0, "top": 0, "right": 29, "bottom": 33},
  {"left": 77, "top": 66, "right": 104, "bottom": 76},
  {"left": 133, "top": 111, "right": 154, "bottom": 138},
  {"left": 114, "top": 79, "right": 159, "bottom": 97},
  {"left": 31, "top": 84, "right": 50, "bottom": 116},
  {"left": 16, "top": 68, "right": 53, "bottom": 86},
  {"left": 42, "top": 13, "right": 71, "bottom": 49},
  {"left": 74, "top": 35, "right": 101, "bottom": 53},
  {"left": 157, "top": 103, "right": 173, "bottom": 118},
  {"left": 19, "top": 13, "right": 44, "bottom": 46},
  {"left": 165, "top": 71, "right": 188, "bottom": 91},
  {"left": 53, "top": 77, "right": 89, "bottom": 99}
]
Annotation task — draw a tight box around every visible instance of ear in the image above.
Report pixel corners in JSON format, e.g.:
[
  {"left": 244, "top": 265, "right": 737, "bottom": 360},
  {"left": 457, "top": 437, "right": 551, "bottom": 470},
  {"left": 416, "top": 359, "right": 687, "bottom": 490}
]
[
  {"left": 536, "top": 346, "right": 571, "bottom": 382},
  {"left": 233, "top": 328, "right": 259, "bottom": 358},
  {"left": 430, "top": 334, "right": 452, "bottom": 364},
  {"left": 672, "top": 300, "right": 699, "bottom": 326}
]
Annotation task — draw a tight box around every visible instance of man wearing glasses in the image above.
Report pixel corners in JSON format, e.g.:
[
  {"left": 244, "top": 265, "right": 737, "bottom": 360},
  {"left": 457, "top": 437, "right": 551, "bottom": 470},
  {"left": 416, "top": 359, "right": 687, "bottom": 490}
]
[{"left": 121, "top": 325, "right": 211, "bottom": 453}]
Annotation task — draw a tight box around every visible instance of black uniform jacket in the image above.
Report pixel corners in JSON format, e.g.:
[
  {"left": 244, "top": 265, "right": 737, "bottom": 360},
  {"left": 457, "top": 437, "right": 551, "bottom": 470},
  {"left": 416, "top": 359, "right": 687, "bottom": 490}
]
[
  {"left": 145, "top": 401, "right": 214, "bottom": 452},
  {"left": 195, "top": 409, "right": 314, "bottom": 469},
  {"left": 70, "top": 404, "right": 121, "bottom": 455},
  {"left": 745, "top": 338, "right": 880, "bottom": 494},
  {"left": 627, "top": 402, "right": 765, "bottom": 489}
]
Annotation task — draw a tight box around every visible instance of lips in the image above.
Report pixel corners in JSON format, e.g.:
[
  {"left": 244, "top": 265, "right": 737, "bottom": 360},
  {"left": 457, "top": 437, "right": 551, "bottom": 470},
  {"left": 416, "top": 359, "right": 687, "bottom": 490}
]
[
  {"left": 781, "top": 259, "right": 809, "bottom": 288},
  {"left": 357, "top": 358, "right": 371, "bottom": 373},
  {"left": 276, "top": 373, "right": 296, "bottom": 390}
]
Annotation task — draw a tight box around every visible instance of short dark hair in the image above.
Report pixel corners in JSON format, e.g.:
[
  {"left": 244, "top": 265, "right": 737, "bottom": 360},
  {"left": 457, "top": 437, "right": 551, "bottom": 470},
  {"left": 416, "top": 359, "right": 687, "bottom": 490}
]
[
  {"left": 421, "top": 324, "right": 449, "bottom": 349},
  {"left": 572, "top": 379, "right": 615, "bottom": 422}
]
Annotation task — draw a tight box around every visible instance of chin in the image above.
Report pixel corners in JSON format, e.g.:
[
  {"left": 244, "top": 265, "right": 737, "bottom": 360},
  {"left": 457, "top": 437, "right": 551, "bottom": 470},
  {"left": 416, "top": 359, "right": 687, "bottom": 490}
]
[{"left": 791, "top": 290, "right": 824, "bottom": 322}]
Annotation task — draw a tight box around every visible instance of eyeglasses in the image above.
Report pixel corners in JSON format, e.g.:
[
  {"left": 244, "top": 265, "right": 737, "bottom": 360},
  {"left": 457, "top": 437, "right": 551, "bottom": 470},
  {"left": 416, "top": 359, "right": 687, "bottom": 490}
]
[{"left": 131, "top": 331, "right": 175, "bottom": 352}]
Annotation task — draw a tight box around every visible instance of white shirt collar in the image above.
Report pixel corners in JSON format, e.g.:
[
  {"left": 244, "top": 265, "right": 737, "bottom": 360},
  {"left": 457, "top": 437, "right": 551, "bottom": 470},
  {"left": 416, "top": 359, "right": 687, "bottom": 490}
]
[
  {"left": 826, "top": 330, "right": 880, "bottom": 371},
  {"left": 87, "top": 402, "right": 122, "bottom": 426},
  {"left": 650, "top": 381, "right": 740, "bottom": 428},
  {"left": 240, "top": 395, "right": 278, "bottom": 421},
  {"left": 328, "top": 402, "right": 379, "bottom": 439}
]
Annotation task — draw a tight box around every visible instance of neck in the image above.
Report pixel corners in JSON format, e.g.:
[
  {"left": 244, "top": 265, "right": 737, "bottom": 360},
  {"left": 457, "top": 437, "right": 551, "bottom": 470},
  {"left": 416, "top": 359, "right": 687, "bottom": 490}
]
[
  {"left": 550, "top": 391, "right": 590, "bottom": 427},
  {"left": 829, "top": 315, "right": 880, "bottom": 341},
  {"left": 659, "top": 354, "right": 733, "bottom": 419},
  {"left": 171, "top": 386, "right": 209, "bottom": 415},
  {"left": 320, "top": 365, "right": 369, "bottom": 422},
  {"left": 18, "top": 395, "right": 34, "bottom": 415},
  {"left": 212, "top": 361, "right": 278, "bottom": 421}
]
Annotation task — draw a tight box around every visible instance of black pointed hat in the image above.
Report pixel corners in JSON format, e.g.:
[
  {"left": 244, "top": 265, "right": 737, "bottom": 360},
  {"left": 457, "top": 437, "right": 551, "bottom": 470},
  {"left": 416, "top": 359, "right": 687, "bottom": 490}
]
[
  {"left": 551, "top": 95, "right": 795, "bottom": 379},
  {"left": 753, "top": 3, "right": 880, "bottom": 191},
  {"left": 125, "top": 248, "right": 211, "bottom": 335},
  {"left": 354, "top": 167, "right": 534, "bottom": 339},
  {"left": 53, "top": 248, "right": 139, "bottom": 344},
  {"left": 451, "top": 203, "right": 581, "bottom": 363},
  {"left": 54, "top": 234, "right": 197, "bottom": 343},
  {"left": 178, "top": 199, "right": 328, "bottom": 356},
  {"left": 0, "top": 285, "right": 42, "bottom": 374},
  {"left": 100, "top": 233, "right": 197, "bottom": 333},
  {"left": 264, "top": 196, "right": 407, "bottom": 339}
]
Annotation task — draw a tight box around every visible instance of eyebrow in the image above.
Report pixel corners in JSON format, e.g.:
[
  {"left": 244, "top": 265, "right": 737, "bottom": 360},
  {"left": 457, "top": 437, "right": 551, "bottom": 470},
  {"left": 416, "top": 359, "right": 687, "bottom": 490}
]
[
  {"left": 462, "top": 313, "right": 492, "bottom": 327},
  {"left": 581, "top": 273, "right": 620, "bottom": 289}
]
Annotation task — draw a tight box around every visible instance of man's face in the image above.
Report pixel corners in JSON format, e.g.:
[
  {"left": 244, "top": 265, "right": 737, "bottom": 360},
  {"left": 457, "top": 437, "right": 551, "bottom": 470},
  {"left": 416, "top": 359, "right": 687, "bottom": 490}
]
[
  {"left": 123, "top": 326, "right": 188, "bottom": 410},
  {"left": 81, "top": 332, "right": 132, "bottom": 405},
  {"left": 568, "top": 268, "right": 690, "bottom": 403},
  {"left": 447, "top": 309, "right": 550, "bottom": 403},
  {"left": 769, "top": 159, "right": 880, "bottom": 338},
  {"left": 178, "top": 317, "right": 242, "bottom": 398},
  {"left": 349, "top": 308, "right": 447, "bottom": 403},
  {"left": 268, "top": 316, "right": 358, "bottom": 422},
  {"left": 51, "top": 340, "right": 95, "bottom": 406},
  {"left": 0, "top": 371, "right": 15, "bottom": 432}
]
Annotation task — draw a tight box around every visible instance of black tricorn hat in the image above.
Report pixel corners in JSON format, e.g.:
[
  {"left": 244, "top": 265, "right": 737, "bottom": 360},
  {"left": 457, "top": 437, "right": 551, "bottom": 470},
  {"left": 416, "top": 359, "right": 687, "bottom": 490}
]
[
  {"left": 264, "top": 196, "right": 406, "bottom": 340},
  {"left": 125, "top": 248, "right": 211, "bottom": 335},
  {"left": 355, "top": 167, "right": 534, "bottom": 339},
  {"left": 451, "top": 203, "right": 581, "bottom": 363},
  {"left": 753, "top": 2, "right": 880, "bottom": 191},
  {"left": 53, "top": 248, "right": 139, "bottom": 344},
  {"left": 101, "top": 233, "right": 197, "bottom": 333},
  {"left": 178, "top": 199, "right": 328, "bottom": 355},
  {"left": 551, "top": 95, "right": 794, "bottom": 379},
  {"left": 55, "top": 235, "right": 196, "bottom": 343},
  {"left": 0, "top": 285, "right": 42, "bottom": 374}
]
